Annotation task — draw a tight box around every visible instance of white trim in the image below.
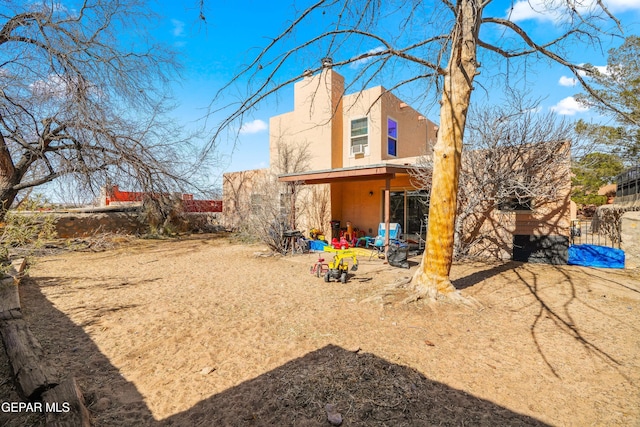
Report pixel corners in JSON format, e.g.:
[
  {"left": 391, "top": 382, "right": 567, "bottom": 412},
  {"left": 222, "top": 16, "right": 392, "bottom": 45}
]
[{"left": 349, "top": 116, "right": 369, "bottom": 158}]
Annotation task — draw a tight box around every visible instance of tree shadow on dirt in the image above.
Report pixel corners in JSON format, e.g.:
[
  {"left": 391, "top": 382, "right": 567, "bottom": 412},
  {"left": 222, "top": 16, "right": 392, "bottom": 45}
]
[
  {"left": 6, "top": 276, "right": 549, "bottom": 426},
  {"left": 447, "top": 258, "right": 637, "bottom": 385},
  {"left": 452, "top": 261, "right": 520, "bottom": 290},
  {"left": 162, "top": 344, "right": 547, "bottom": 426},
  {"left": 512, "top": 263, "right": 636, "bottom": 381},
  {"left": 8, "top": 276, "right": 157, "bottom": 426}
]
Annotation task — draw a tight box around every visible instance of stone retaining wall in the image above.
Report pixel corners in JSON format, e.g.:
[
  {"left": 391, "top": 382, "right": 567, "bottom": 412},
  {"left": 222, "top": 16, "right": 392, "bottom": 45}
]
[
  {"left": 54, "top": 212, "right": 148, "bottom": 238},
  {"left": 50, "top": 211, "right": 222, "bottom": 238}
]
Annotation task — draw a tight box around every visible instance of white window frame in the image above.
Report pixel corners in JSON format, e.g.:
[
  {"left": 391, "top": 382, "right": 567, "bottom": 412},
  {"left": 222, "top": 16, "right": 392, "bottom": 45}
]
[{"left": 350, "top": 116, "right": 369, "bottom": 157}]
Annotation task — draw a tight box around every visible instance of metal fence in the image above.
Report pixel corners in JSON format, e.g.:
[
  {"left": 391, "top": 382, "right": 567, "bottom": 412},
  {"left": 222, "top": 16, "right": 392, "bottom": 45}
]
[{"left": 570, "top": 219, "right": 621, "bottom": 249}]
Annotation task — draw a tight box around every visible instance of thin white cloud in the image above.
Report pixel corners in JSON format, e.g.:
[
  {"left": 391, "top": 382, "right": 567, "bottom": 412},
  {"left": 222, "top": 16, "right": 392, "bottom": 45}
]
[
  {"left": 349, "top": 46, "right": 386, "bottom": 69},
  {"left": 240, "top": 119, "right": 268, "bottom": 135},
  {"left": 507, "top": 0, "right": 640, "bottom": 23},
  {"left": 171, "top": 19, "right": 185, "bottom": 37},
  {"left": 594, "top": 65, "right": 609, "bottom": 74},
  {"left": 508, "top": 0, "right": 557, "bottom": 22},
  {"left": 601, "top": 0, "right": 640, "bottom": 13},
  {"left": 550, "top": 97, "right": 589, "bottom": 115},
  {"left": 30, "top": 74, "right": 99, "bottom": 99},
  {"left": 30, "top": 75, "right": 70, "bottom": 97},
  {"left": 559, "top": 76, "right": 577, "bottom": 86},
  {"left": 577, "top": 64, "right": 609, "bottom": 77}
]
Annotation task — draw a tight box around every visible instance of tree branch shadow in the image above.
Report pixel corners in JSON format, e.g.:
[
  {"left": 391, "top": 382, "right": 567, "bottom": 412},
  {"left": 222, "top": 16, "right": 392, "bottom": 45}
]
[
  {"left": 512, "top": 264, "right": 633, "bottom": 383},
  {"left": 452, "top": 261, "right": 521, "bottom": 290}
]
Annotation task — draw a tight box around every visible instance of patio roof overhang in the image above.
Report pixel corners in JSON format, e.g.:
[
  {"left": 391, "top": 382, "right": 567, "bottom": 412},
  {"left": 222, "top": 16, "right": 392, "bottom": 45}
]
[
  {"left": 277, "top": 164, "right": 416, "bottom": 256},
  {"left": 277, "top": 163, "right": 414, "bottom": 185}
]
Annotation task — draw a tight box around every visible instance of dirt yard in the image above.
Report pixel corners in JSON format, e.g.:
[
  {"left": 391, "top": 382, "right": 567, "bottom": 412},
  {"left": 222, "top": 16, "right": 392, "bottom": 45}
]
[{"left": 2, "top": 233, "right": 639, "bottom": 426}]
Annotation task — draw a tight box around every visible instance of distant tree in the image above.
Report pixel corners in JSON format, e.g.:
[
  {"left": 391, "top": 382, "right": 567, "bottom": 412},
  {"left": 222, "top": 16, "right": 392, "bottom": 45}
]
[
  {"left": 0, "top": 0, "right": 194, "bottom": 221},
  {"left": 575, "top": 36, "right": 640, "bottom": 164},
  {"left": 210, "top": 0, "right": 623, "bottom": 302},
  {"left": 571, "top": 152, "right": 624, "bottom": 205}
]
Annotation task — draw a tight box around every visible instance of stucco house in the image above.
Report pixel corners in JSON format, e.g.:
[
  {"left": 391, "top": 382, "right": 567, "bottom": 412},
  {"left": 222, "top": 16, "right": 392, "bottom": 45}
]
[
  {"left": 224, "top": 64, "right": 437, "bottom": 240},
  {"left": 223, "top": 63, "right": 572, "bottom": 261}
]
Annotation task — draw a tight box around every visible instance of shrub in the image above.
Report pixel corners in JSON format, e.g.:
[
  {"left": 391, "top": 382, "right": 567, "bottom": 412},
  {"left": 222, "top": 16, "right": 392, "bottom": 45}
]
[{"left": 0, "top": 196, "right": 57, "bottom": 273}]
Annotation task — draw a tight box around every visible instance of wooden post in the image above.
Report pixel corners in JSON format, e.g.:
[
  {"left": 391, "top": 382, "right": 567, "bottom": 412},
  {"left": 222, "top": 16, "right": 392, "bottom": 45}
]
[
  {"left": 384, "top": 178, "right": 390, "bottom": 257},
  {"left": 0, "top": 318, "right": 58, "bottom": 399},
  {"left": 290, "top": 182, "right": 296, "bottom": 230},
  {"left": 0, "top": 275, "right": 22, "bottom": 321},
  {"left": 0, "top": 268, "right": 57, "bottom": 399},
  {"left": 43, "top": 377, "right": 92, "bottom": 427},
  {"left": 0, "top": 265, "right": 91, "bottom": 426}
]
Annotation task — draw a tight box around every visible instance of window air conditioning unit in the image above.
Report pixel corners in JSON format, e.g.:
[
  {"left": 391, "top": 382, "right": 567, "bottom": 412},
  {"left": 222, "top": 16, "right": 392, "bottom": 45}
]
[{"left": 351, "top": 145, "right": 366, "bottom": 156}]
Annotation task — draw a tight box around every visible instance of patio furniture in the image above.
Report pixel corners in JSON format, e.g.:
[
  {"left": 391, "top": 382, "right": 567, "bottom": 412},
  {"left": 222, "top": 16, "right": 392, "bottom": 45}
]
[{"left": 369, "top": 223, "right": 402, "bottom": 260}]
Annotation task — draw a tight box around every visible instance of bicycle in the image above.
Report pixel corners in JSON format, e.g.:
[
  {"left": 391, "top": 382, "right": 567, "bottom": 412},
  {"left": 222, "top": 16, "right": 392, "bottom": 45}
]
[{"left": 309, "top": 256, "right": 329, "bottom": 277}]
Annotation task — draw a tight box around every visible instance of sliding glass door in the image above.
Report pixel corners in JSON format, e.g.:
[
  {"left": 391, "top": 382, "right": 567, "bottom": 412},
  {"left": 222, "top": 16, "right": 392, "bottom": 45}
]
[{"left": 387, "top": 190, "right": 429, "bottom": 236}]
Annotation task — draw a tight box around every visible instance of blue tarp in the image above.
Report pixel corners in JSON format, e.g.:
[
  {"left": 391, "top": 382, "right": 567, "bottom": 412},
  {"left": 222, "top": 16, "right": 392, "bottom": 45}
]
[
  {"left": 309, "top": 240, "right": 328, "bottom": 251},
  {"left": 568, "top": 244, "right": 625, "bottom": 269}
]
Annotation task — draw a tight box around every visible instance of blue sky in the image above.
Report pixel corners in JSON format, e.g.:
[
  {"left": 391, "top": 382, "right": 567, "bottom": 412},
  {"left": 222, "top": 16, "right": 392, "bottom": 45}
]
[{"left": 149, "top": 0, "right": 640, "bottom": 185}]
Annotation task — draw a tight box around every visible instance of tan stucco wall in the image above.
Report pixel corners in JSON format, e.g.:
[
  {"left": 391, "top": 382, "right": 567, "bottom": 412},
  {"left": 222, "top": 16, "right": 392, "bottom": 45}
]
[
  {"left": 329, "top": 174, "right": 415, "bottom": 237},
  {"left": 222, "top": 168, "right": 270, "bottom": 229},
  {"left": 269, "top": 69, "right": 437, "bottom": 174},
  {"left": 341, "top": 88, "right": 436, "bottom": 168},
  {"left": 270, "top": 69, "right": 344, "bottom": 172},
  {"left": 379, "top": 91, "right": 437, "bottom": 160},
  {"left": 621, "top": 211, "right": 640, "bottom": 269},
  {"left": 341, "top": 87, "right": 383, "bottom": 167},
  {"left": 466, "top": 143, "right": 572, "bottom": 260}
]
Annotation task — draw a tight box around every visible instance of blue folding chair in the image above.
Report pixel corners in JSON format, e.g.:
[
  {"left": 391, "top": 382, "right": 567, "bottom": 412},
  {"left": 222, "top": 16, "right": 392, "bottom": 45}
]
[{"left": 369, "top": 223, "right": 402, "bottom": 260}]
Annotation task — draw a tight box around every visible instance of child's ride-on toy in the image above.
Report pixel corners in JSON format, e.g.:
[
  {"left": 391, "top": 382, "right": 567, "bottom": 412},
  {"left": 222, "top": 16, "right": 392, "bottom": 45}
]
[{"left": 324, "top": 249, "right": 358, "bottom": 283}]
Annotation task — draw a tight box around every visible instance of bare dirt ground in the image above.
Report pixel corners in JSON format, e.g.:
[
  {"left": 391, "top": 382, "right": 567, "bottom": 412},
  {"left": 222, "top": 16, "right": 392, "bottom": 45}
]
[{"left": 2, "top": 233, "right": 640, "bottom": 426}]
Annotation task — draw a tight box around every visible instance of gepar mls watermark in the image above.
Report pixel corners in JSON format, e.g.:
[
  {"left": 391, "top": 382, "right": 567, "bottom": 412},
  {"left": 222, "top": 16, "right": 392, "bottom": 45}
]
[{"left": 1, "top": 401, "right": 70, "bottom": 413}]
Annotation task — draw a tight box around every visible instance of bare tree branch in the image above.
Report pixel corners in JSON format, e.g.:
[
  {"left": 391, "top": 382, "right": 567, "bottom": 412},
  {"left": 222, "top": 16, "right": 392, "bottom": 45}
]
[{"left": 0, "top": 0, "right": 208, "bottom": 218}]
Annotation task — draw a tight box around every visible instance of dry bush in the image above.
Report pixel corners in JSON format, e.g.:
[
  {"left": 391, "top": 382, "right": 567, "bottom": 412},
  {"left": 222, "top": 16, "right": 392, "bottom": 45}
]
[
  {"left": 230, "top": 141, "right": 311, "bottom": 253},
  {"left": 412, "top": 98, "right": 573, "bottom": 260},
  {"left": 592, "top": 205, "right": 640, "bottom": 244},
  {"left": 0, "top": 196, "right": 56, "bottom": 273},
  {"left": 140, "top": 194, "right": 189, "bottom": 237}
]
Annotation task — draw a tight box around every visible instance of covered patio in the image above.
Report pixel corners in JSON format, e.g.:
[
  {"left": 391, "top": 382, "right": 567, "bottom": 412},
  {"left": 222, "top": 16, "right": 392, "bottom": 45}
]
[{"left": 278, "top": 163, "right": 425, "bottom": 254}]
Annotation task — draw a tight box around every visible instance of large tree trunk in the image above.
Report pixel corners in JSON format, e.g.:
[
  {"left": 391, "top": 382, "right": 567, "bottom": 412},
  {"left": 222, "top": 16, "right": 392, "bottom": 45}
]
[
  {"left": 0, "top": 135, "right": 18, "bottom": 221},
  {"left": 0, "top": 173, "right": 20, "bottom": 223},
  {"left": 412, "top": 1, "right": 481, "bottom": 299},
  {"left": 0, "top": 183, "right": 18, "bottom": 221}
]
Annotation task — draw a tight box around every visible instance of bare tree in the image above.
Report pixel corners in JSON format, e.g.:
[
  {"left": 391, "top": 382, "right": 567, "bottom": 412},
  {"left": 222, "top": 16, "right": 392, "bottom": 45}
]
[
  {"left": 209, "top": 0, "right": 622, "bottom": 301},
  {"left": 412, "top": 95, "right": 573, "bottom": 260},
  {"left": 307, "top": 185, "right": 331, "bottom": 238},
  {"left": 0, "top": 0, "right": 197, "bottom": 220},
  {"left": 223, "top": 170, "right": 264, "bottom": 230},
  {"left": 229, "top": 141, "right": 311, "bottom": 252}
]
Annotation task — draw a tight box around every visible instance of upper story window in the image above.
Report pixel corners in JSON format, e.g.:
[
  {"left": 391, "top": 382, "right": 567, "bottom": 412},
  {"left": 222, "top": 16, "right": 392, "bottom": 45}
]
[
  {"left": 350, "top": 117, "right": 368, "bottom": 156},
  {"left": 387, "top": 118, "right": 397, "bottom": 156}
]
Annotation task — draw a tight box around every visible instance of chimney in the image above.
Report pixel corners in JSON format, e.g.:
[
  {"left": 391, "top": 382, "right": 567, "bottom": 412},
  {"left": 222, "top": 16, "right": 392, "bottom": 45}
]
[{"left": 321, "top": 57, "right": 333, "bottom": 68}]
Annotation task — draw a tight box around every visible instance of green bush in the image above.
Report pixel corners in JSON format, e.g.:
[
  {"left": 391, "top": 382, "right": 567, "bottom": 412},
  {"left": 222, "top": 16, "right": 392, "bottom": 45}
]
[{"left": 571, "top": 193, "right": 607, "bottom": 206}]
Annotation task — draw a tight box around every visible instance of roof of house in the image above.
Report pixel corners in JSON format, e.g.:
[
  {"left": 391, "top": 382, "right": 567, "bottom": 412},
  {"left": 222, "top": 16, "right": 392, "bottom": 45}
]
[{"left": 277, "top": 163, "right": 415, "bottom": 184}]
